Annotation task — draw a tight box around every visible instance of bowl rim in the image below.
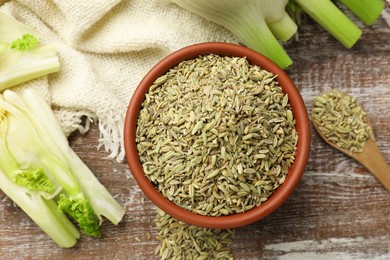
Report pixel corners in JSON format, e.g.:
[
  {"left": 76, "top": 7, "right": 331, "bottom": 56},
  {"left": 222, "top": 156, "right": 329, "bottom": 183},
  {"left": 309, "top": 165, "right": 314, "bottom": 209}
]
[{"left": 124, "top": 42, "right": 310, "bottom": 229}]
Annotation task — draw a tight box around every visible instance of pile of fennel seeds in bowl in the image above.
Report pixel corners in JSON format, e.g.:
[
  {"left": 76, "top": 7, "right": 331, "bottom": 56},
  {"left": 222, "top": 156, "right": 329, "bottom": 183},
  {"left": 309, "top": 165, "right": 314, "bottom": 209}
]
[
  {"left": 136, "top": 54, "right": 298, "bottom": 216},
  {"left": 312, "top": 88, "right": 373, "bottom": 153}
]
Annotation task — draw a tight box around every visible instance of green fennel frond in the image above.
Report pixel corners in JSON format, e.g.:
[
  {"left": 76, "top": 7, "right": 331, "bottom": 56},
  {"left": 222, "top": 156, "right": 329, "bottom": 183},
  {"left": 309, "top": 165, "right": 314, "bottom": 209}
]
[
  {"left": 11, "top": 34, "right": 39, "bottom": 51},
  {"left": 14, "top": 168, "right": 56, "bottom": 193},
  {"left": 58, "top": 194, "right": 101, "bottom": 238}
]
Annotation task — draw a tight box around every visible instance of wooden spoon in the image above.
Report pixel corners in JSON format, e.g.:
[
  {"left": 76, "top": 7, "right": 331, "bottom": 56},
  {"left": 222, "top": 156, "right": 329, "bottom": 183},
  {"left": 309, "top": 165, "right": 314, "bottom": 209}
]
[{"left": 312, "top": 118, "right": 390, "bottom": 192}]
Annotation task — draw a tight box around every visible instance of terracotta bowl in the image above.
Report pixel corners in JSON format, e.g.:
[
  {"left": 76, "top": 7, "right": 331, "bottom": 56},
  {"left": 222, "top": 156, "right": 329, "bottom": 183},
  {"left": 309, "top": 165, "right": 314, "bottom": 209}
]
[{"left": 124, "top": 42, "right": 310, "bottom": 229}]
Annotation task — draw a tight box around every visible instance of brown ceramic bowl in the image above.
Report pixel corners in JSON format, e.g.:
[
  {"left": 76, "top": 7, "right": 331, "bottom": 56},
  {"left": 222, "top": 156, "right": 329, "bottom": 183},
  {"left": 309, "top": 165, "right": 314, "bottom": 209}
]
[{"left": 124, "top": 42, "right": 310, "bottom": 229}]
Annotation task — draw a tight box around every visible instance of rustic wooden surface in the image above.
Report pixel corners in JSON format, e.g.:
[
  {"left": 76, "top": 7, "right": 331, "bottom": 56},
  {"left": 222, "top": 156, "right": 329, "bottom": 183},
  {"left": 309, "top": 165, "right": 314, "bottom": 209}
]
[{"left": 1, "top": 3, "right": 390, "bottom": 260}]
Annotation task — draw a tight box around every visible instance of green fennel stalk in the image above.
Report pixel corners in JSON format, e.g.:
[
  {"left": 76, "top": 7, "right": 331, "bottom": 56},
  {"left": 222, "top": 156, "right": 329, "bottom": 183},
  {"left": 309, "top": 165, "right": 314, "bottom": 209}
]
[
  {"left": 294, "top": 0, "right": 362, "bottom": 48},
  {"left": 268, "top": 12, "right": 298, "bottom": 42},
  {"left": 338, "top": 0, "right": 385, "bottom": 26}
]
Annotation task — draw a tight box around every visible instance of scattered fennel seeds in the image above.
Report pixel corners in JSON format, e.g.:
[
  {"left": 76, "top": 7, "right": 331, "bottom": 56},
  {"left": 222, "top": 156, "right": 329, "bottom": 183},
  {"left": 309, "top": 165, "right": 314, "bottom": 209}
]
[
  {"left": 155, "top": 208, "right": 234, "bottom": 260},
  {"left": 136, "top": 54, "right": 298, "bottom": 216},
  {"left": 312, "top": 88, "right": 373, "bottom": 153}
]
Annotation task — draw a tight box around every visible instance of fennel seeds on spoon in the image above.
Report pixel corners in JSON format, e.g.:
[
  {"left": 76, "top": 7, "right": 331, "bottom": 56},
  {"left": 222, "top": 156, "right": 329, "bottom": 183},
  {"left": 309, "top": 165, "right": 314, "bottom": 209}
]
[
  {"left": 312, "top": 88, "right": 374, "bottom": 153},
  {"left": 136, "top": 54, "right": 298, "bottom": 216}
]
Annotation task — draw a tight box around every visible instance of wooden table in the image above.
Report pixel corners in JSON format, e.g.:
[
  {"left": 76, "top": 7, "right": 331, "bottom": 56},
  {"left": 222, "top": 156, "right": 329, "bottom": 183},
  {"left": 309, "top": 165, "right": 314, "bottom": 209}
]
[{"left": 1, "top": 4, "right": 390, "bottom": 259}]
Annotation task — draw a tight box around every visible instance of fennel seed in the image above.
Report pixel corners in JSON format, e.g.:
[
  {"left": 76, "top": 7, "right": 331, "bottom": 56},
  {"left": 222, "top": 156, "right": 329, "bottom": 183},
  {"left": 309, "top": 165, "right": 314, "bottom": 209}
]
[{"left": 155, "top": 208, "right": 234, "bottom": 260}]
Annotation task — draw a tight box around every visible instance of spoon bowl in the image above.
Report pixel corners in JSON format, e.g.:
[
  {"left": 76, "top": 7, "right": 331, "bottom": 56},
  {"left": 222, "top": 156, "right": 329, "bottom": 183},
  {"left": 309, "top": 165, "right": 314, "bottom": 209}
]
[{"left": 312, "top": 114, "right": 390, "bottom": 192}]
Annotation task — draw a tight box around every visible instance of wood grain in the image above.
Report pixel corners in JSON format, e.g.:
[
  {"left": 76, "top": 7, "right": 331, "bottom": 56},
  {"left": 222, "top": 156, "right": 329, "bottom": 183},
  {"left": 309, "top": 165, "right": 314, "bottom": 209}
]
[{"left": 1, "top": 3, "right": 390, "bottom": 259}]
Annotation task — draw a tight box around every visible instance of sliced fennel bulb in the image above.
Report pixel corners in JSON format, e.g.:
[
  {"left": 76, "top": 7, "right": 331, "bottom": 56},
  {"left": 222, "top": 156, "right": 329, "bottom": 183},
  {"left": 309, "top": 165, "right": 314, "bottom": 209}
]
[
  {"left": 0, "top": 89, "right": 125, "bottom": 247},
  {"left": 0, "top": 11, "right": 60, "bottom": 90},
  {"left": 19, "top": 89, "right": 125, "bottom": 225},
  {"left": 0, "top": 171, "right": 80, "bottom": 248}
]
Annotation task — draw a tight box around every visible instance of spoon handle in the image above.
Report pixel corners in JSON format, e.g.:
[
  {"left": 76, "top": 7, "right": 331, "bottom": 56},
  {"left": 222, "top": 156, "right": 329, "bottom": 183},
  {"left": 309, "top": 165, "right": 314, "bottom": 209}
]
[{"left": 354, "top": 139, "right": 390, "bottom": 192}]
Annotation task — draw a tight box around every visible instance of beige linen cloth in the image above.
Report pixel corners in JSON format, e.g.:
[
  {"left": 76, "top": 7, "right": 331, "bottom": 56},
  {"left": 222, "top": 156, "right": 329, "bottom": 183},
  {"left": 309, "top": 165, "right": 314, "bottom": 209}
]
[{"left": 0, "top": 0, "right": 237, "bottom": 161}]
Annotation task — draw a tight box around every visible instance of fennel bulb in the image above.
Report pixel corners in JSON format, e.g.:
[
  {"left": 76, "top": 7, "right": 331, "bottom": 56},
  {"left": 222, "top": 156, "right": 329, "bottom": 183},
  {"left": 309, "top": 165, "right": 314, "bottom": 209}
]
[{"left": 171, "top": 0, "right": 298, "bottom": 69}]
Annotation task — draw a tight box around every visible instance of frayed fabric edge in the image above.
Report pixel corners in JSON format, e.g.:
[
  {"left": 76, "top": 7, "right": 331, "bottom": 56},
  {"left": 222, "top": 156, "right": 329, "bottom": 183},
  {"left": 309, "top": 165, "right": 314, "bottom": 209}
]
[
  {"left": 53, "top": 108, "right": 96, "bottom": 137},
  {"left": 54, "top": 107, "right": 125, "bottom": 162},
  {"left": 97, "top": 111, "right": 126, "bottom": 163}
]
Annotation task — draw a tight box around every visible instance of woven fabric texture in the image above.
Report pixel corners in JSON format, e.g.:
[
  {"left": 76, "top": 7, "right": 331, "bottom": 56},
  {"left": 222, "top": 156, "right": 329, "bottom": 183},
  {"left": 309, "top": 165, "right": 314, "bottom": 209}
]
[{"left": 0, "top": 0, "right": 237, "bottom": 161}]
